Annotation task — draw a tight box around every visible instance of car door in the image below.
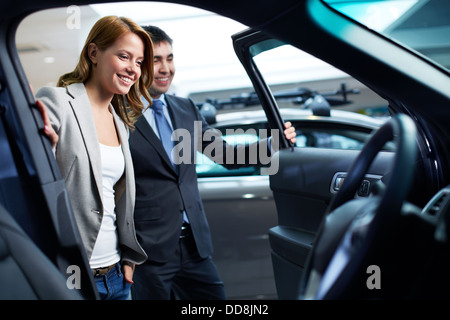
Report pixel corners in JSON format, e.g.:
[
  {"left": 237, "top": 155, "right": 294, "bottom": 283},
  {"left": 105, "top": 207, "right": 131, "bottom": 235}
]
[
  {"left": 0, "top": 10, "right": 97, "bottom": 299},
  {"left": 232, "top": 29, "right": 395, "bottom": 299}
]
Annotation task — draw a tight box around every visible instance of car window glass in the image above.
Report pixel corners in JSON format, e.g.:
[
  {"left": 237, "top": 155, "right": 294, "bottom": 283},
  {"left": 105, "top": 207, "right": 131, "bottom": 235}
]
[
  {"left": 196, "top": 134, "right": 260, "bottom": 177},
  {"left": 251, "top": 42, "right": 390, "bottom": 120},
  {"left": 323, "top": 0, "right": 450, "bottom": 72},
  {"left": 293, "top": 126, "right": 365, "bottom": 150},
  {"left": 251, "top": 42, "right": 392, "bottom": 150}
]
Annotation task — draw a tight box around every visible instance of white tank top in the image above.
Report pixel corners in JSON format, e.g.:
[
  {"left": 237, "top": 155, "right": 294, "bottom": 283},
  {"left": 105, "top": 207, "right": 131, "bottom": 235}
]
[{"left": 89, "top": 143, "right": 125, "bottom": 269}]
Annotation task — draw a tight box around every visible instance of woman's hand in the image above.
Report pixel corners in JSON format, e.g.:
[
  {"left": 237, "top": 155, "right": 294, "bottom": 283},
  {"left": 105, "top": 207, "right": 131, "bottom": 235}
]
[
  {"left": 35, "top": 100, "right": 58, "bottom": 148},
  {"left": 122, "top": 261, "right": 135, "bottom": 284}
]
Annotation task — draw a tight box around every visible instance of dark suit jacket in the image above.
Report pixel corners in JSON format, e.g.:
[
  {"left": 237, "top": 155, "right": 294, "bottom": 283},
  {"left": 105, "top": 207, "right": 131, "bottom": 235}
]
[{"left": 129, "top": 94, "right": 268, "bottom": 263}]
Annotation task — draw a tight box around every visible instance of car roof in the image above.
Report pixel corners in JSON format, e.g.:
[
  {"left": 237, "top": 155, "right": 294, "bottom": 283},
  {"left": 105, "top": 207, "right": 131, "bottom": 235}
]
[{"left": 213, "top": 108, "right": 387, "bottom": 129}]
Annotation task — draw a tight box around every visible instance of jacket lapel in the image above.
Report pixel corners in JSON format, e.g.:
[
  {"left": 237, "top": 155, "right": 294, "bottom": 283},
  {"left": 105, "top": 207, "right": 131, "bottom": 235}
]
[
  {"left": 66, "top": 83, "right": 103, "bottom": 201},
  {"left": 135, "top": 114, "right": 178, "bottom": 175},
  {"left": 166, "top": 95, "right": 187, "bottom": 177}
]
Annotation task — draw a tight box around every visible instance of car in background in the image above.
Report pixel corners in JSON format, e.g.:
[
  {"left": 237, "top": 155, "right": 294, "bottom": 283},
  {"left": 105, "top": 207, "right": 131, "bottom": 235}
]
[{"left": 196, "top": 88, "right": 390, "bottom": 299}]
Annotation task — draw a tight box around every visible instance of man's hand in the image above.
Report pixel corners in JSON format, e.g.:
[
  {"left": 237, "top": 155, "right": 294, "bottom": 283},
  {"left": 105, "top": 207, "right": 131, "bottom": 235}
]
[{"left": 283, "top": 121, "right": 296, "bottom": 144}]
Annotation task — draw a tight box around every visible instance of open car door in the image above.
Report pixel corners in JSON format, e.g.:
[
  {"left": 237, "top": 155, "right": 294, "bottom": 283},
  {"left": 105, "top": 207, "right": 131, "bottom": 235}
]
[
  {"left": 0, "top": 11, "right": 97, "bottom": 299},
  {"left": 232, "top": 28, "right": 395, "bottom": 299}
]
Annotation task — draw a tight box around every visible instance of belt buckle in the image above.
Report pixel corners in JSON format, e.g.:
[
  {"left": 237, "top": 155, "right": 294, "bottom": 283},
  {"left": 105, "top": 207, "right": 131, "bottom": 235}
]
[{"left": 93, "top": 263, "right": 116, "bottom": 277}]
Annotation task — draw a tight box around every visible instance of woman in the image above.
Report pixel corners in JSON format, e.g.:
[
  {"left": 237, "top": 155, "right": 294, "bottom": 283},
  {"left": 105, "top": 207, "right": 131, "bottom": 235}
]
[{"left": 35, "top": 15, "right": 153, "bottom": 300}]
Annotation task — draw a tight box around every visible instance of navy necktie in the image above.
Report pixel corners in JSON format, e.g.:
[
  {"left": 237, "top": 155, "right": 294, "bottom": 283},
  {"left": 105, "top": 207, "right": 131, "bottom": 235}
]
[{"left": 152, "top": 99, "right": 177, "bottom": 171}]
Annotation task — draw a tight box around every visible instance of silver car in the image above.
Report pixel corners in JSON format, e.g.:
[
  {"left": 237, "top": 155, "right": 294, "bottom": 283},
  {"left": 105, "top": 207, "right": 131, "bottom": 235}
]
[{"left": 197, "top": 106, "right": 388, "bottom": 299}]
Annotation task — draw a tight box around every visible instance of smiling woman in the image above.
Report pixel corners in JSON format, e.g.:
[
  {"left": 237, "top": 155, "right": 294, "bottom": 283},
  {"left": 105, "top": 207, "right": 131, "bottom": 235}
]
[{"left": 34, "top": 15, "right": 153, "bottom": 300}]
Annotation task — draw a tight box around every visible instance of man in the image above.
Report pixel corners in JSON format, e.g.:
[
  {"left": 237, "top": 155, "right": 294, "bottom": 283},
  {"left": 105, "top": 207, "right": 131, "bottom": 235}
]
[{"left": 129, "top": 25, "right": 296, "bottom": 300}]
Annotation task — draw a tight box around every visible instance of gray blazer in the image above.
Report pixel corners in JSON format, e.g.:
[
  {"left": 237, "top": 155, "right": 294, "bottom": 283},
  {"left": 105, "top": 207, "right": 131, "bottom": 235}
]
[{"left": 35, "top": 83, "right": 147, "bottom": 265}]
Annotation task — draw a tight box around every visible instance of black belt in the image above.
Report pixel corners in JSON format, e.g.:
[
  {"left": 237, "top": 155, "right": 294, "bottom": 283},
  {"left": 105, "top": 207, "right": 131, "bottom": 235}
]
[
  {"left": 92, "top": 263, "right": 117, "bottom": 277},
  {"left": 180, "top": 222, "right": 191, "bottom": 239}
]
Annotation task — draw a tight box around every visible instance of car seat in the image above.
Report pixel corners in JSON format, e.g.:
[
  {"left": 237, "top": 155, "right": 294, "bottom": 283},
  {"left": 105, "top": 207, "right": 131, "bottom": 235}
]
[{"left": 0, "top": 203, "right": 82, "bottom": 299}]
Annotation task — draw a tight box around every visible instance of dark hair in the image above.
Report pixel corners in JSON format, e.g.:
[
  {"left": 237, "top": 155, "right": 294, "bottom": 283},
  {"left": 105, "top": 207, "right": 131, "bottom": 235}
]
[{"left": 141, "top": 25, "right": 173, "bottom": 45}]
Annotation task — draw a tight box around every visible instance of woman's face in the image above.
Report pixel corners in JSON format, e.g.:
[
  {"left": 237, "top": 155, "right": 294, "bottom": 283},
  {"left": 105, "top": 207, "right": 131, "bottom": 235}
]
[{"left": 89, "top": 31, "right": 144, "bottom": 97}]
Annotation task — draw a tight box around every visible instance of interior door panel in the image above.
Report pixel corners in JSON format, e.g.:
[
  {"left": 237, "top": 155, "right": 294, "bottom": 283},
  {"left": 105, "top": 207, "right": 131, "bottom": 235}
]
[
  {"left": 269, "top": 147, "right": 394, "bottom": 299},
  {"left": 230, "top": 27, "right": 396, "bottom": 299}
]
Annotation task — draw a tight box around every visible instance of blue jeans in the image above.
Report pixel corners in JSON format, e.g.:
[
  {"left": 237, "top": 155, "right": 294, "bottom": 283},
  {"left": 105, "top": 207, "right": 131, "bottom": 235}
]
[{"left": 93, "top": 262, "right": 132, "bottom": 300}]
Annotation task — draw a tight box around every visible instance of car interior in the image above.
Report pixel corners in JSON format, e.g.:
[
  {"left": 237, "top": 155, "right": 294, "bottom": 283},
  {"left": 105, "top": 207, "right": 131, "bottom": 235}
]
[{"left": 1, "top": 0, "right": 450, "bottom": 301}]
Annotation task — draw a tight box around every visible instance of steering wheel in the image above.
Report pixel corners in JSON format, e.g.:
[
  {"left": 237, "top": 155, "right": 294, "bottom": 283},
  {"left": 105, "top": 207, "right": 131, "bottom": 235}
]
[{"left": 298, "top": 113, "right": 418, "bottom": 299}]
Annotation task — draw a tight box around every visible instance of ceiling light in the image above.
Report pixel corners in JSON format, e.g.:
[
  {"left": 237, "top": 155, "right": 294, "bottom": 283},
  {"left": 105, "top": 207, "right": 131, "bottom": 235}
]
[{"left": 44, "top": 56, "right": 55, "bottom": 63}]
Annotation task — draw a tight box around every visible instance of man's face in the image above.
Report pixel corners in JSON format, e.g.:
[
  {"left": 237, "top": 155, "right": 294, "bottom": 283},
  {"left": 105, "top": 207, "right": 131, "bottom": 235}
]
[{"left": 149, "top": 40, "right": 175, "bottom": 98}]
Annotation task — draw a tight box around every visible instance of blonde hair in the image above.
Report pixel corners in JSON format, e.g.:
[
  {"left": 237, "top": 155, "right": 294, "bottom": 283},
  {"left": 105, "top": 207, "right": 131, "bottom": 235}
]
[{"left": 57, "top": 16, "right": 153, "bottom": 128}]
